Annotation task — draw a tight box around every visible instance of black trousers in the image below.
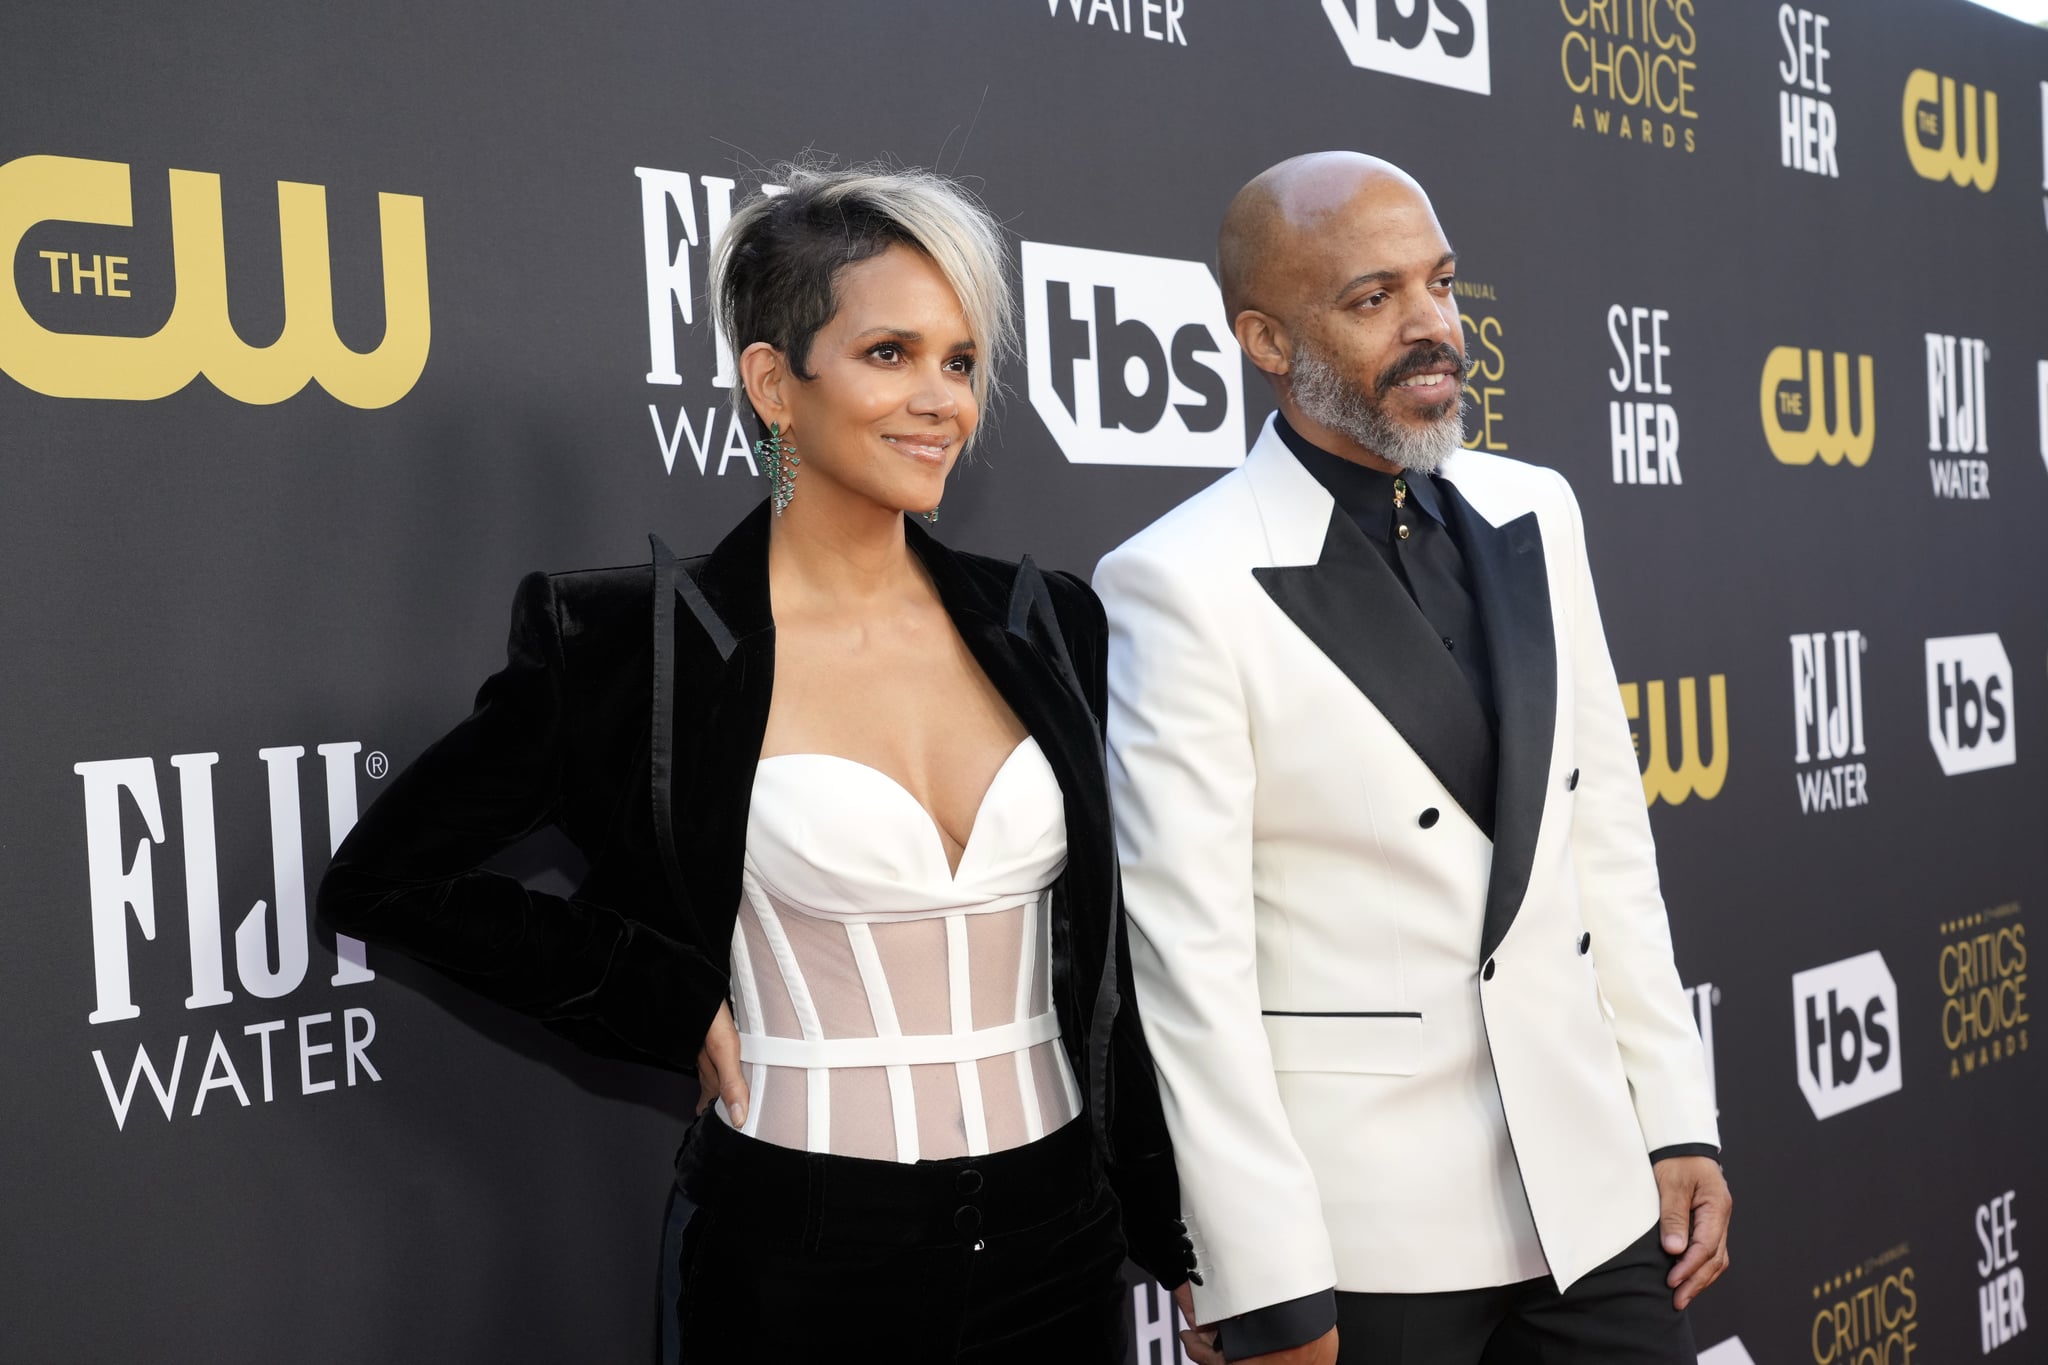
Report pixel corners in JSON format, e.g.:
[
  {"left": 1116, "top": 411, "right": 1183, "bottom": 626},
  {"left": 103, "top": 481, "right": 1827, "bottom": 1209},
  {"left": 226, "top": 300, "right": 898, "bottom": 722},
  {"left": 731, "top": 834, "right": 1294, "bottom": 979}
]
[
  {"left": 665, "top": 1112, "right": 1128, "bottom": 1363},
  {"left": 1334, "top": 1226, "right": 1697, "bottom": 1364}
]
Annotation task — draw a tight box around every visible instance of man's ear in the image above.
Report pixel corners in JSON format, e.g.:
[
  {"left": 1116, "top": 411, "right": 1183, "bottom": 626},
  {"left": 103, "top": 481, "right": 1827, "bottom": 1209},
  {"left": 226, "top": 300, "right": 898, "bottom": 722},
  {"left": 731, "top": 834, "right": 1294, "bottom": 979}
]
[
  {"left": 1233, "top": 310, "right": 1290, "bottom": 380},
  {"left": 738, "top": 341, "right": 789, "bottom": 428}
]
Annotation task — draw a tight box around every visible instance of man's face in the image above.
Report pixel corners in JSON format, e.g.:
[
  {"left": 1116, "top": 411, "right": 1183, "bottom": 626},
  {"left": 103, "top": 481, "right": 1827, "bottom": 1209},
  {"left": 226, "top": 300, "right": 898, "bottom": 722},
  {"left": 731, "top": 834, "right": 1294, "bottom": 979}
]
[{"left": 1280, "top": 179, "right": 1469, "bottom": 471}]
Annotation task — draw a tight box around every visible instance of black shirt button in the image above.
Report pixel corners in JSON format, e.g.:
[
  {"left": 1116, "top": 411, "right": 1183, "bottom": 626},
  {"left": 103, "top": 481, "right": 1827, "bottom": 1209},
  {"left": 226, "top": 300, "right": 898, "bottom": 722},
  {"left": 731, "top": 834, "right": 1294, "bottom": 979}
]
[
  {"left": 1442, "top": 636, "right": 1455, "bottom": 650},
  {"left": 1419, "top": 807, "right": 1440, "bottom": 828},
  {"left": 1578, "top": 932, "right": 1592, "bottom": 956},
  {"left": 1482, "top": 958, "right": 1497, "bottom": 981},
  {"left": 954, "top": 1206, "right": 982, "bottom": 1237},
  {"left": 1567, "top": 768, "right": 1580, "bottom": 791},
  {"left": 957, "top": 1169, "right": 983, "bottom": 1195}
]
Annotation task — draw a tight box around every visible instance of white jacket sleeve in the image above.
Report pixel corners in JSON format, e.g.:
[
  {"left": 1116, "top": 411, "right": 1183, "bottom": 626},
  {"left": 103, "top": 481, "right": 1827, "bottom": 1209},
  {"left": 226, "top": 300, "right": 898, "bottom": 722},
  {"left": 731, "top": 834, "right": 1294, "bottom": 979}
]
[
  {"left": 1095, "top": 542, "right": 1338, "bottom": 1322},
  {"left": 1552, "top": 470, "right": 1721, "bottom": 1153}
]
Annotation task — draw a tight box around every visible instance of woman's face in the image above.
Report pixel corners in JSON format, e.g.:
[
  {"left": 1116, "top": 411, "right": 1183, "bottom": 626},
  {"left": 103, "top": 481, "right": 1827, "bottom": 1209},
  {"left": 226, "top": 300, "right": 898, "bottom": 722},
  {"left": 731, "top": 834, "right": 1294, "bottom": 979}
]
[{"left": 750, "top": 243, "right": 979, "bottom": 518}]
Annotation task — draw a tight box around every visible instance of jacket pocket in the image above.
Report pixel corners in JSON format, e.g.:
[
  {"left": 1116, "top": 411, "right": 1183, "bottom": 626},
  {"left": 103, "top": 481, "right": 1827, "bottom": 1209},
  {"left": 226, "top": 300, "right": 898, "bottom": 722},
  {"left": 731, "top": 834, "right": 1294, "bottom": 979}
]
[{"left": 1260, "top": 1011, "right": 1422, "bottom": 1076}]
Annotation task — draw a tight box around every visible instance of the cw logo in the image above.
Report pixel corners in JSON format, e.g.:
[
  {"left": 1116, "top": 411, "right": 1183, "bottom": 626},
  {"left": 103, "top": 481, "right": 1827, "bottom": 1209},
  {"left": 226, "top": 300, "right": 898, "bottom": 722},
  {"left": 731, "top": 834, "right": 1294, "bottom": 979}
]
[
  {"left": 1903, "top": 69, "right": 1998, "bottom": 192},
  {"left": 0, "top": 155, "right": 429, "bottom": 407},
  {"left": 1620, "top": 675, "right": 1729, "bottom": 807},
  {"left": 1761, "top": 347, "right": 1874, "bottom": 466}
]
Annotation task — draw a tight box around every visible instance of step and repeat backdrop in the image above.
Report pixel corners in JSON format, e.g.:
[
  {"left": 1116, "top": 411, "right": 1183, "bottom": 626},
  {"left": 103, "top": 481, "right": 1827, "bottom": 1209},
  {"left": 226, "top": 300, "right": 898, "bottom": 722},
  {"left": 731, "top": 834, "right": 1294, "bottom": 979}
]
[{"left": 3, "top": 1, "right": 2044, "bottom": 1361}]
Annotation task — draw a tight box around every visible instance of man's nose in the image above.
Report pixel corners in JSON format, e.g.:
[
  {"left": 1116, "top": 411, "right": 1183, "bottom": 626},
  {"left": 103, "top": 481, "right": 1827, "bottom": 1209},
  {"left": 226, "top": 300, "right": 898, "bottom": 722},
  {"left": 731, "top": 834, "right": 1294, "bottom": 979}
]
[{"left": 1400, "top": 289, "right": 1458, "bottom": 348}]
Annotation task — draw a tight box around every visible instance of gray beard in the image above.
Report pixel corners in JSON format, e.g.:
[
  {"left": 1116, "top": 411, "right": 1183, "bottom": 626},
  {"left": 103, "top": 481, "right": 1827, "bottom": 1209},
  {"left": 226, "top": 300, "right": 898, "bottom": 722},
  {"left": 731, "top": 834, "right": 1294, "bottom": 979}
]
[{"left": 1289, "top": 341, "right": 1468, "bottom": 474}]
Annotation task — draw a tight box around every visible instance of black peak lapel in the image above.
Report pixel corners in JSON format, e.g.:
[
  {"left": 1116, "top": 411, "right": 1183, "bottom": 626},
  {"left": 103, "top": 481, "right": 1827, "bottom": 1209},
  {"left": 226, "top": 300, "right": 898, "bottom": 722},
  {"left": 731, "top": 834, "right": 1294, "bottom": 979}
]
[
  {"left": 1439, "top": 484, "right": 1556, "bottom": 961},
  {"left": 1255, "top": 505, "right": 1498, "bottom": 836}
]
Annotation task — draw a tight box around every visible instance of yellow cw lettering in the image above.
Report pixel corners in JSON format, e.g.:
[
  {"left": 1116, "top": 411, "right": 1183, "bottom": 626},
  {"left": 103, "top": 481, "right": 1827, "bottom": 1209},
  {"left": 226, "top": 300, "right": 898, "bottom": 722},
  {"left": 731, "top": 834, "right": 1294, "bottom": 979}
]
[
  {"left": 0, "top": 155, "right": 430, "bottom": 408},
  {"left": 1902, "top": 70, "right": 1998, "bottom": 191},
  {"left": 1761, "top": 348, "right": 1875, "bottom": 467},
  {"left": 1620, "top": 675, "right": 1728, "bottom": 807}
]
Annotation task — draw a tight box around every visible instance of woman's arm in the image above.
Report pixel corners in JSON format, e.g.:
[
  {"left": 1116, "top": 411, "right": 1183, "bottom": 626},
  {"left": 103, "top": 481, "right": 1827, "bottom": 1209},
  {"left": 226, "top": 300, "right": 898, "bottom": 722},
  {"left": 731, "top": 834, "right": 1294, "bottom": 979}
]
[{"left": 316, "top": 570, "right": 729, "bottom": 1071}]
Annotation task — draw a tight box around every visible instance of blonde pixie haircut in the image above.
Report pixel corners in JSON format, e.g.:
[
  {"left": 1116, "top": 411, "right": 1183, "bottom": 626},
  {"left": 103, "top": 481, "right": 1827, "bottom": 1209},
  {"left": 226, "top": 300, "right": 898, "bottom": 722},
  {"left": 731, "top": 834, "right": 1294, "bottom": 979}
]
[{"left": 710, "top": 163, "right": 1017, "bottom": 452}]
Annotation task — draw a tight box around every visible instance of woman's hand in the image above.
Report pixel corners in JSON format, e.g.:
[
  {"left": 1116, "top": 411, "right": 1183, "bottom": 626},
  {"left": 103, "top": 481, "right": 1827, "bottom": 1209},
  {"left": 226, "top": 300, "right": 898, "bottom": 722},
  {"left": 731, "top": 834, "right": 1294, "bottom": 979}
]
[{"left": 694, "top": 1001, "right": 750, "bottom": 1127}]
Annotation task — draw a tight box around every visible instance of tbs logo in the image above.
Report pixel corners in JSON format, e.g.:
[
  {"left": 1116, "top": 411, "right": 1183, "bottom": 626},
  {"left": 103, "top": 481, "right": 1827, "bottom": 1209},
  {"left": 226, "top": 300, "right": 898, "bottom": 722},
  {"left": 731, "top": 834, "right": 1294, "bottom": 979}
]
[
  {"left": 1792, "top": 950, "right": 1901, "bottom": 1119},
  {"left": 1020, "top": 242, "right": 1242, "bottom": 468},
  {"left": 1926, "top": 634, "right": 2015, "bottom": 776},
  {"left": 1321, "top": 0, "right": 1490, "bottom": 95}
]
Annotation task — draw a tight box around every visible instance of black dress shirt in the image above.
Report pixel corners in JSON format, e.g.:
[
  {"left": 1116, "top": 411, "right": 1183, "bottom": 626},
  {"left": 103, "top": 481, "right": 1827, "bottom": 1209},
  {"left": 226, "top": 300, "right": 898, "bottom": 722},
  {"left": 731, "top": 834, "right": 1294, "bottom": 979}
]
[{"left": 1276, "top": 413, "right": 1498, "bottom": 738}]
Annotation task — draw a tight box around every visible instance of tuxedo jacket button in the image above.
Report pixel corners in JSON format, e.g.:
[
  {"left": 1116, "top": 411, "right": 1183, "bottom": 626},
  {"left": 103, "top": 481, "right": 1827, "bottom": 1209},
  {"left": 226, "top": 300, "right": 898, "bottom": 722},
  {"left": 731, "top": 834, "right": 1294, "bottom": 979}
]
[
  {"left": 1482, "top": 958, "right": 1497, "bottom": 981},
  {"left": 1578, "top": 932, "right": 1592, "bottom": 955},
  {"left": 1419, "top": 807, "right": 1440, "bottom": 828}
]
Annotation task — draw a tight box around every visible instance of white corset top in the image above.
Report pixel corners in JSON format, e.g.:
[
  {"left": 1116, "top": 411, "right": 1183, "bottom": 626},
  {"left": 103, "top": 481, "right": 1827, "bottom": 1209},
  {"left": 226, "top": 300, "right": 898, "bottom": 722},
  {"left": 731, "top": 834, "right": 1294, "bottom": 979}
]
[{"left": 721, "top": 736, "right": 1081, "bottom": 1163}]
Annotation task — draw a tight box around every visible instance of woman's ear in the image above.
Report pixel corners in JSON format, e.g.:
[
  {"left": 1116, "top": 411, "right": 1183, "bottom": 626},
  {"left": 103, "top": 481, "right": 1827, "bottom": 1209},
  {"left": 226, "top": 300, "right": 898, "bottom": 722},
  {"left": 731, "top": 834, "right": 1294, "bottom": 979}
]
[{"left": 738, "top": 341, "right": 789, "bottom": 428}]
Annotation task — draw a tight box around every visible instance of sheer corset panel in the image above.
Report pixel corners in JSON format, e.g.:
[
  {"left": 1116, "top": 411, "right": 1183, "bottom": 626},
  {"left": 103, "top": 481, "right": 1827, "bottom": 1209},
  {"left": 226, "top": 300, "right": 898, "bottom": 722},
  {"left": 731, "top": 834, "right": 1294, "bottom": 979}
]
[{"left": 720, "top": 736, "right": 1082, "bottom": 1162}]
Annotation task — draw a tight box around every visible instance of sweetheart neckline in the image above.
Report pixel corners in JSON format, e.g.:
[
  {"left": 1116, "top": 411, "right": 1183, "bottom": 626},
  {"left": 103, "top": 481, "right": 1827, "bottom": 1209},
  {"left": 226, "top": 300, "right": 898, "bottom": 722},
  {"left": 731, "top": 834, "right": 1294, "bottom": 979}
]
[{"left": 754, "top": 736, "right": 1044, "bottom": 881}]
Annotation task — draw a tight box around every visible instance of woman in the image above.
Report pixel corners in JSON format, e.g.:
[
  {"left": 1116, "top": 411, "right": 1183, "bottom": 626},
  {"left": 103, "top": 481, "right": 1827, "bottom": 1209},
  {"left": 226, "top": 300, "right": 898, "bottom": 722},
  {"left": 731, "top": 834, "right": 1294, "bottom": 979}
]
[{"left": 317, "top": 164, "right": 1189, "bottom": 1361}]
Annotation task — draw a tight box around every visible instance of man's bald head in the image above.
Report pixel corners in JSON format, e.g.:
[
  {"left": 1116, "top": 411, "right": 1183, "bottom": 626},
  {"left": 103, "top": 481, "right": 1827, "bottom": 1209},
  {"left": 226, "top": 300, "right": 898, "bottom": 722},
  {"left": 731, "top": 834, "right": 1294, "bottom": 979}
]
[{"left": 1218, "top": 152, "right": 1432, "bottom": 322}]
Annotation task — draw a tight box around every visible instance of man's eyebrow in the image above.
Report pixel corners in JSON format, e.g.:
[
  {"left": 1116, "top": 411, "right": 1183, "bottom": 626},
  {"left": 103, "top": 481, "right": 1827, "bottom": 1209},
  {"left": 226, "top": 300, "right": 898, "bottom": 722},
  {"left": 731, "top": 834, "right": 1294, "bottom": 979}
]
[{"left": 1332, "top": 251, "right": 1459, "bottom": 302}]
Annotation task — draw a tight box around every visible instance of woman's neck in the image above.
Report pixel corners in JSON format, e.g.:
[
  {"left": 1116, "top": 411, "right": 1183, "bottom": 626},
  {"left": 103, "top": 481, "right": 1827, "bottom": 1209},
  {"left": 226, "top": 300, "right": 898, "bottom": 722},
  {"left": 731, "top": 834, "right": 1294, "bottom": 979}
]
[{"left": 766, "top": 479, "right": 924, "bottom": 614}]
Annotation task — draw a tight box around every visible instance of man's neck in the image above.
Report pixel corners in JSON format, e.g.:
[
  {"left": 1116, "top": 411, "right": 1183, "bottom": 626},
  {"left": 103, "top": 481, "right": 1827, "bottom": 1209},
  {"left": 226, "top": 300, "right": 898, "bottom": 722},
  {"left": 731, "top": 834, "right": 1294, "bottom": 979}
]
[{"left": 1275, "top": 398, "right": 1403, "bottom": 475}]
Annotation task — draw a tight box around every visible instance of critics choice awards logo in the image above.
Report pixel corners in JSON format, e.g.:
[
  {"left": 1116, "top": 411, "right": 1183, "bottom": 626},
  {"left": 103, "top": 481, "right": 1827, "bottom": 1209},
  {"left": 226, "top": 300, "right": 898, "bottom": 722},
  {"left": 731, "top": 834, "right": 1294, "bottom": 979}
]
[
  {"left": 1606, "top": 305, "right": 1682, "bottom": 485},
  {"left": 1974, "top": 1189, "right": 2028, "bottom": 1355},
  {"left": 1807, "top": 1242, "right": 1919, "bottom": 1364},
  {"left": 1904, "top": 68, "right": 1999, "bottom": 192},
  {"left": 1777, "top": 7, "right": 1838, "bottom": 178},
  {"left": 1020, "top": 241, "right": 1241, "bottom": 468},
  {"left": 1762, "top": 346, "right": 1873, "bottom": 469},
  {"left": 75, "top": 743, "right": 385, "bottom": 1130},
  {"left": 1926, "top": 634, "right": 2014, "bottom": 776},
  {"left": 1561, "top": 0, "right": 1699, "bottom": 153},
  {"left": 0, "top": 154, "right": 429, "bottom": 407},
  {"left": 1791, "top": 630, "right": 1868, "bottom": 814},
  {"left": 1619, "top": 672, "right": 1727, "bottom": 807},
  {"left": 1939, "top": 902, "right": 2028, "bottom": 1082},
  {"left": 1321, "top": 0, "right": 1490, "bottom": 95},
  {"left": 1792, "top": 950, "right": 1900, "bottom": 1120},
  {"left": 1457, "top": 278, "right": 1508, "bottom": 453}
]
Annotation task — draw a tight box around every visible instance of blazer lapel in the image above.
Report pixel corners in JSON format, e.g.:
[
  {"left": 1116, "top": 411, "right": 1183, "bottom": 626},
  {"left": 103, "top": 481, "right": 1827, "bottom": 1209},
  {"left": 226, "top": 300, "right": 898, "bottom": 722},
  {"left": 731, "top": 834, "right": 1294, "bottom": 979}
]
[
  {"left": 1254, "top": 503, "right": 1500, "bottom": 839},
  {"left": 1438, "top": 481, "right": 1556, "bottom": 961},
  {"left": 910, "top": 521, "right": 1118, "bottom": 1134},
  {"left": 649, "top": 503, "right": 775, "bottom": 941}
]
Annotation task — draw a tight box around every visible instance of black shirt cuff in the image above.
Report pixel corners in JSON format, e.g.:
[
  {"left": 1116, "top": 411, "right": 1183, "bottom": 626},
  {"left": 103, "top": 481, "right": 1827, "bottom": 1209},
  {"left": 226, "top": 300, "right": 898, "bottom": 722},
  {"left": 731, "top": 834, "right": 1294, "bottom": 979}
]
[
  {"left": 1649, "top": 1142, "right": 1721, "bottom": 1163},
  {"left": 1219, "top": 1288, "right": 1337, "bottom": 1361}
]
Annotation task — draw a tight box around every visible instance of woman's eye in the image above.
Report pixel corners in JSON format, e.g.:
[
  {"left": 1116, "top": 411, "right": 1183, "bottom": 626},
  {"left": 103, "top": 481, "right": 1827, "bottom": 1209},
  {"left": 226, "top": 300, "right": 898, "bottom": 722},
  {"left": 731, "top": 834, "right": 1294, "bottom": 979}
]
[
  {"left": 870, "top": 343, "right": 903, "bottom": 362},
  {"left": 945, "top": 354, "right": 976, "bottom": 374}
]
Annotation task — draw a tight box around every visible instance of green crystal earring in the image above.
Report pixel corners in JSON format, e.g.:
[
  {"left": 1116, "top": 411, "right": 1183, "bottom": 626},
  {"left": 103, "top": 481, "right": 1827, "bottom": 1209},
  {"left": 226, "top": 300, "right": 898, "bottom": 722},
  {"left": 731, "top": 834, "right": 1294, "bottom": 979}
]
[
  {"left": 754, "top": 422, "right": 799, "bottom": 514},
  {"left": 922, "top": 506, "right": 939, "bottom": 524}
]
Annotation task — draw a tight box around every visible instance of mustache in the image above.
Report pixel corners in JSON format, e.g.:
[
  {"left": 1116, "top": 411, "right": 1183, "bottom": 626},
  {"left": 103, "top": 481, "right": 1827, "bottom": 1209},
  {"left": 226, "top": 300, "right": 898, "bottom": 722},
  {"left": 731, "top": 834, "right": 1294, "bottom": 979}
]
[{"left": 1374, "top": 343, "right": 1473, "bottom": 397}]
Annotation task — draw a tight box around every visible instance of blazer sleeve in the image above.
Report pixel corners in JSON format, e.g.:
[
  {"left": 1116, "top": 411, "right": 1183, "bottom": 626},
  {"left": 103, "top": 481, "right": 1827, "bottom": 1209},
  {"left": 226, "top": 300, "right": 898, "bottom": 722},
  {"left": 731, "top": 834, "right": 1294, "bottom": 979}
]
[
  {"left": 1551, "top": 472, "right": 1720, "bottom": 1153},
  {"left": 316, "top": 570, "right": 731, "bottom": 1072},
  {"left": 1092, "top": 547, "right": 1338, "bottom": 1325},
  {"left": 1051, "top": 571, "right": 1191, "bottom": 1291}
]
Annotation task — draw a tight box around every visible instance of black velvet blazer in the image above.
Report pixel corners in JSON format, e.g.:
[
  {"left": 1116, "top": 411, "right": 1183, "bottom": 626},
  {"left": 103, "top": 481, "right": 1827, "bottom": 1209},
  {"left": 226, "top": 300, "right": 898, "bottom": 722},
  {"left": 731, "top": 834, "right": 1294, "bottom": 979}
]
[{"left": 318, "top": 503, "right": 1187, "bottom": 1284}]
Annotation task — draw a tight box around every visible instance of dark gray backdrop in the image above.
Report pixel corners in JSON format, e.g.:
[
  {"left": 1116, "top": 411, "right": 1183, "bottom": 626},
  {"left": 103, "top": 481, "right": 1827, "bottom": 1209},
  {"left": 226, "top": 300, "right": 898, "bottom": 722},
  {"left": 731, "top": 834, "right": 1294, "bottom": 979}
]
[{"left": 3, "top": 3, "right": 2043, "bottom": 1362}]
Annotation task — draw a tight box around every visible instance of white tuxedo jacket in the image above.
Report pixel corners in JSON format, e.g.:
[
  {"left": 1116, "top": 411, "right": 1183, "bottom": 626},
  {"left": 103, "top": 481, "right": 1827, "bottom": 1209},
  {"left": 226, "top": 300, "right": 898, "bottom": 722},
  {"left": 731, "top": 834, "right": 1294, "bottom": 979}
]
[{"left": 1095, "top": 417, "right": 1718, "bottom": 1322}]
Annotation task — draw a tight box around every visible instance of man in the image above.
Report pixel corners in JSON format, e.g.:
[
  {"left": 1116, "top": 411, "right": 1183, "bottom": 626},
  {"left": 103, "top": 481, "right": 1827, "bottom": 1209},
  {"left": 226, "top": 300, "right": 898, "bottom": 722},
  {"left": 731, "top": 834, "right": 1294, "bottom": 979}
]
[{"left": 1094, "top": 152, "right": 1730, "bottom": 1364}]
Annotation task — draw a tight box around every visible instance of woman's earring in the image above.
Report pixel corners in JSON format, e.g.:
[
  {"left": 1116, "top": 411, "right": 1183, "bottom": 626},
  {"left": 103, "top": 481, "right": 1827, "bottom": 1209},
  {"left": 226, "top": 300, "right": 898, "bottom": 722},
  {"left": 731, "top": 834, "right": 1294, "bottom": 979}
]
[
  {"left": 922, "top": 506, "right": 940, "bottom": 524},
  {"left": 754, "top": 423, "right": 799, "bottom": 515}
]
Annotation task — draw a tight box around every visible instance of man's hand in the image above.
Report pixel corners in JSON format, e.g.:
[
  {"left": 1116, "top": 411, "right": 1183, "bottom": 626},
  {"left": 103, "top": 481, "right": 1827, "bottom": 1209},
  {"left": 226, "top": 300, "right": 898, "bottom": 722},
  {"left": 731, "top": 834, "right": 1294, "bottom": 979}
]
[
  {"left": 694, "top": 1001, "right": 749, "bottom": 1127},
  {"left": 1168, "top": 1287, "right": 1337, "bottom": 1365},
  {"left": 1655, "top": 1154, "right": 1731, "bottom": 1310},
  {"left": 1172, "top": 1283, "right": 1223, "bottom": 1365}
]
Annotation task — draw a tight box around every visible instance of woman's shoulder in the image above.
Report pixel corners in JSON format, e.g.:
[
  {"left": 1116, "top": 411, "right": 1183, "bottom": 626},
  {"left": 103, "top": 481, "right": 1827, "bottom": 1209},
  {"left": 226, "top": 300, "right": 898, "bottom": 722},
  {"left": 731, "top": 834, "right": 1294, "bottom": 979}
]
[{"left": 508, "top": 562, "right": 656, "bottom": 665}]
